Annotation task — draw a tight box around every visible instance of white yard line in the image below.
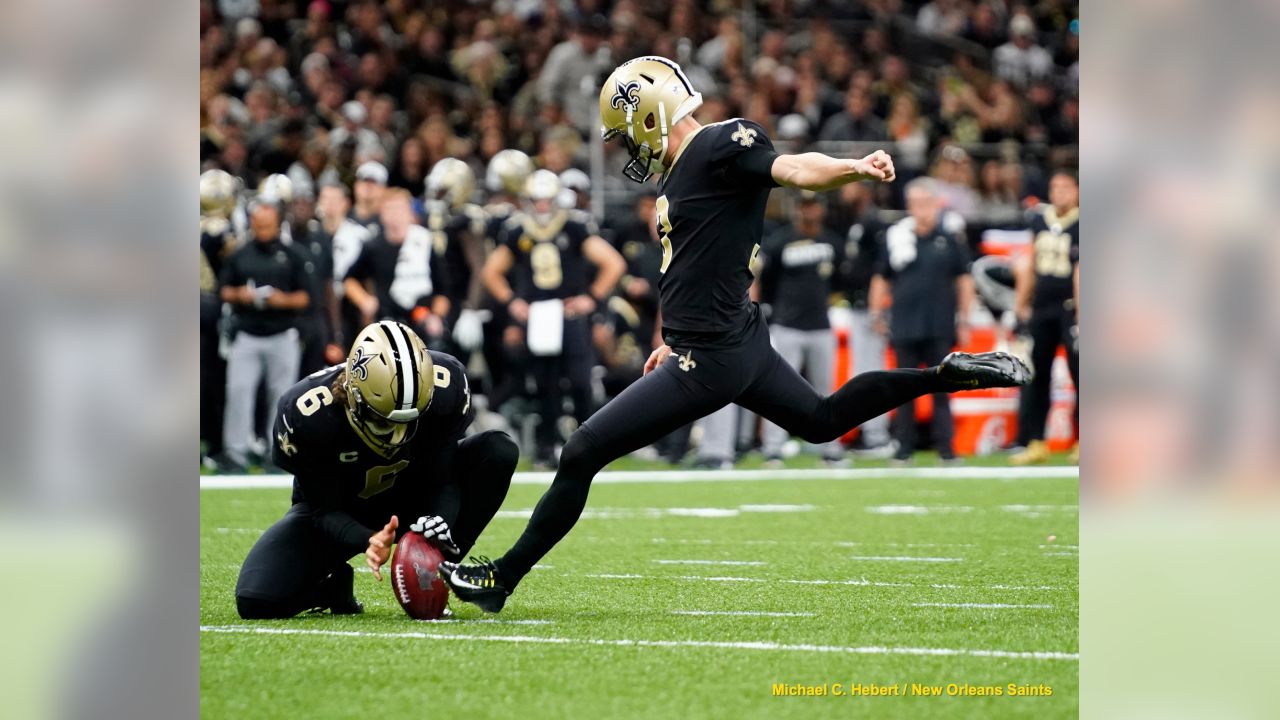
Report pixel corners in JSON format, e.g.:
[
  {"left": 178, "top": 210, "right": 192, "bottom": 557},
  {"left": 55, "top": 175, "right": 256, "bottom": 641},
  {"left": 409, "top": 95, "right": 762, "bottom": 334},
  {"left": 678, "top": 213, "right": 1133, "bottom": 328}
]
[
  {"left": 579, "top": 572, "right": 1065, "bottom": 592},
  {"left": 914, "top": 603, "right": 1054, "bottom": 610},
  {"left": 848, "top": 555, "right": 964, "bottom": 563},
  {"left": 200, "top": 625, "right": 1077, "bottom": 661},
  {"left": 200, "top": 466, "right": 1079, "bottom": 490},
  {"left": 671, "top": 610, "right": 816, "bottom": 618},
  {"left": 654, "top": 559, "right": 767, "bottom": 566}
]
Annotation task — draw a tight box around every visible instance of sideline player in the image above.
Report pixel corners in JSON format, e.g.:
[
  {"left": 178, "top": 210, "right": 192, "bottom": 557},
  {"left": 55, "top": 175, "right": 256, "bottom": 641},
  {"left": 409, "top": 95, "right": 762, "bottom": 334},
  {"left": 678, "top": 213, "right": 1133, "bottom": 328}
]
[
  {"left": 1011, "top": 172, "right": 1080, "bottom": 464},
  {"left": 482, "top": 170, "right": 625, "bottom": 465},
  {"left": 234, "top": 321, "right": 517, "bottom": 619},
  {"left": 441, "top": 57, "right": 1029, "bottom": 612}
]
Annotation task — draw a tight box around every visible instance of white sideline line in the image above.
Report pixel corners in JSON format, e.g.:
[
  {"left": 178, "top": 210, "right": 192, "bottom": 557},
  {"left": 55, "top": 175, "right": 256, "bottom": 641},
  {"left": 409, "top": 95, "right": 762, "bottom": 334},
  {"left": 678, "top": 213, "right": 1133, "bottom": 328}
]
[
  {"left": 200, "top": 625, "right": 1077, "bottom": 661},
  {"left": 672, "top": 610, "right": 816, "bottom": 618},
  {"left": 200, "top": 466, "right": 1078, "bottom": 489},
  {"left": 580, "top": 572, "right": 1065, "bottom": 592},
  {"left": 915, "top": 603, "right": 1054, "bottom": 610},
  {"left": 654, "top": 559, "right": 767, "bottom": 566},
  {"left": 848, "top": 556, "right": 964, "bottom": 563}
]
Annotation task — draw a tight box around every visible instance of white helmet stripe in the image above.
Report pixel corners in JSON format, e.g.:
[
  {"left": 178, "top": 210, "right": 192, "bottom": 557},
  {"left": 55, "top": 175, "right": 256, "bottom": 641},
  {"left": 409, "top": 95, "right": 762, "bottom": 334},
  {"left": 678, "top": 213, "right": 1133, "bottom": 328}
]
[{"left": 379, "top": 321, "right": 416, "bottom": 411}]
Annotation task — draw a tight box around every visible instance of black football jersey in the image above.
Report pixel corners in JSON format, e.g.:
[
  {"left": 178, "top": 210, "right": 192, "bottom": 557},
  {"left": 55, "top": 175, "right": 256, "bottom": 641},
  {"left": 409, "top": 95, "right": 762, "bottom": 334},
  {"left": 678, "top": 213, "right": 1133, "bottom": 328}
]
[
  {"left": 654, "top": 118, "right": 779, "bottom": 342},
  {"left": 758, "top": 227, "right": 842, "bottom": 331},
  {"left": 1029, "top": 206, "right": 1080, "bottom": 309},
  {"left": 424, "top": 201, "right": 485, "bottom": 308},
  {"left": 499, "top": 210, "right": 595, "bottom": 302},
  {"left": 272, "top": 351, "right": 474, "bottom": 531}
]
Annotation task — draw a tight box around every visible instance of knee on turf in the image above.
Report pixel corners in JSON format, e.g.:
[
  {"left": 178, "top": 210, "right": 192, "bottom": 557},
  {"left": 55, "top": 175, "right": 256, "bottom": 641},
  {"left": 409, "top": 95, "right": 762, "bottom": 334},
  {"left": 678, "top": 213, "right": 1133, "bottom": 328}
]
[{"left": 235, "top": 594, "right": 299, "bottom": 620}]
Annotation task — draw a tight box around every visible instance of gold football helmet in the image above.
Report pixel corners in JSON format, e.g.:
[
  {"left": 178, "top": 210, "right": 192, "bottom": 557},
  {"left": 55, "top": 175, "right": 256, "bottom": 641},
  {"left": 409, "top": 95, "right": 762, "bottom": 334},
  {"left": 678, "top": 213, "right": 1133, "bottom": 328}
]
[
  {"left": 598, "top": 56, "right": 703, "bottom": 183},
  {"left": 257, "top": 173, "right": 294, "bottom": 206},
  {"left": 200, "top": 169, "right": 238, "bottom": 217},
  {"left": 426, "top": 158, "right": 476, "bottom": 209},
  {"left": 343, "top": 321, "right": 435, "bottom": 455},
  {"left": 485, "top": 149, "right": 535, "bottom": 196}
]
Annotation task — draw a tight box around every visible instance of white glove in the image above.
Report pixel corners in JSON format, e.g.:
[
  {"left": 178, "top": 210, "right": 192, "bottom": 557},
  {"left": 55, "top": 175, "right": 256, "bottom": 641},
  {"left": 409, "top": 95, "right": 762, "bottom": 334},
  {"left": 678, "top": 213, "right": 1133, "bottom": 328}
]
[
  {"left": 453, "top": 308, "right": 490, "bottom": 351},
  {"left": 409, "top": 515, "right": 460, "bottom": 555}
]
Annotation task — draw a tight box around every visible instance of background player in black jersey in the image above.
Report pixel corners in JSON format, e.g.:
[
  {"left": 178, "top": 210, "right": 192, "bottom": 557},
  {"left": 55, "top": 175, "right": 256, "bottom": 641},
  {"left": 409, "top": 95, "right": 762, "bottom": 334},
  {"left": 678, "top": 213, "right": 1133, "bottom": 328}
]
[
  {"left": 234, "top": 321, "right": 517, "bottom": 619},
  {"left": 441, "top": 56, "right": 1030, "bottom": 613},
  {"left": 1011, "top": 172, "right": 1080, "bottom": 464},
  {"left": 422, "top": 158, "right": 489, "bottom": 359},
  {"left": 343, "top": 189, "right": 452, "bottom": 346},
  {"left": 200, "top": 169, "right": 239, "bottom": 467},
  {"left": 477, "top": 150, "right": 536, "bottom": 402},
  {"left": 756, "top": 193, "right": 846, "bottom": 465},
  {"left": 481, "top": 170, "right": 625, "bottom": 466}
]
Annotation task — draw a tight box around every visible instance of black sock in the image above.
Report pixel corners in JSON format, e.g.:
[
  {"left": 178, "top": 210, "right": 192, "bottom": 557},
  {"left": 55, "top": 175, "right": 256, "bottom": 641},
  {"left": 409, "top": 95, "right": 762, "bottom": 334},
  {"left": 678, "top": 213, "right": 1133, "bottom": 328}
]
[{"left": 495, "top": 430, "right": 606, "bottom": 588}]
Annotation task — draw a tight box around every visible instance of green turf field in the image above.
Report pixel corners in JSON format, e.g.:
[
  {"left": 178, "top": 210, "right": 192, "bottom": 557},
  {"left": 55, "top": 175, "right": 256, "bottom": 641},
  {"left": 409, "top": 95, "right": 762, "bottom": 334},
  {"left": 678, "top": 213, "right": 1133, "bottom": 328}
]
[{"left": 200, "top": 464, "right": 1078, "bottom": 719}]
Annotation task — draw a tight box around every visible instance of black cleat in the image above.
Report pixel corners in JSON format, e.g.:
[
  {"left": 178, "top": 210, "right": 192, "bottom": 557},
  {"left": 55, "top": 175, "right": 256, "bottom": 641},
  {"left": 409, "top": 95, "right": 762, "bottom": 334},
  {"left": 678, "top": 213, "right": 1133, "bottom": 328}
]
[
  {"left": 438, "top": 556, "right": 510, "bottom": 613},
  {"left": 937, "top": 351, "right": 1031, "bottom": 389}
]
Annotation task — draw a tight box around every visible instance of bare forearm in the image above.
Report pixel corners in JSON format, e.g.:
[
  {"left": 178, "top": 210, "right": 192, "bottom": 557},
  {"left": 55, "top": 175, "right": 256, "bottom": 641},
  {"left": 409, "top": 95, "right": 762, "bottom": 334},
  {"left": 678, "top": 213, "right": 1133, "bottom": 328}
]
[
  {"left": 277, "top": 290, "right": 309, "bottom": 310},
  {"left": 869, "top": 275, "right": 890, "bottom": 312},
  {"left": 1013, "top": 253, "right": 1035, "bottom": 317},
  {"left": 481, "top": 267, "right": 514, "bottom": 305},
  {"left": 590, "top": 259, "right": 624, "bottom": 300},
  {"left": 957, "top": 275, "right": 975, "bottom": 320},
  {"left": 772, "top": 152, "right": 892, "bottom": 192}
]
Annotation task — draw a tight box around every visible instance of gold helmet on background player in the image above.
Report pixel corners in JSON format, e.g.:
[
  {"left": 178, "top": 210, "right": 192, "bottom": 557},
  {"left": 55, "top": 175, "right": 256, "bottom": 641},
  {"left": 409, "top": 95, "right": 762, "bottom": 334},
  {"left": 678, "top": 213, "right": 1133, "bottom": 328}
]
[
  {"left": 485, "top": 149, "right": 535, "bottom": 197},
  {"left": 425, "top": 158, "right": 477, "bottom": 209},
  {"left": 343, "top": 321, "right": 435, "bottom": 455},
  {"left": 598, "top": 56, "right": 703, "bottom": 183},
  {"left": 257, "top": 173, "right": 294, "bottom": 207},
  {"left": 200, "top": 169, "right": 239, "bottom": 217}
]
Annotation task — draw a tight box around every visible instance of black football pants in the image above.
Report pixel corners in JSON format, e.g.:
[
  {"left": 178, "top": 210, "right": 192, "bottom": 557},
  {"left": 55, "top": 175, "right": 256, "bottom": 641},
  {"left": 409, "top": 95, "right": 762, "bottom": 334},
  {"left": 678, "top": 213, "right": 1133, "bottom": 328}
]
[
  {"left": 234, "top": 431, "right": 517, "bottom": 619},
  {"left": 494, "top": 317, "right": 959, "bottom": 586},
  {"left": 1016, "top": 304, "right": 1080, "bottom": 446},
  {"left": 528, "top": 318, "right": 594, "bottom": 460}
]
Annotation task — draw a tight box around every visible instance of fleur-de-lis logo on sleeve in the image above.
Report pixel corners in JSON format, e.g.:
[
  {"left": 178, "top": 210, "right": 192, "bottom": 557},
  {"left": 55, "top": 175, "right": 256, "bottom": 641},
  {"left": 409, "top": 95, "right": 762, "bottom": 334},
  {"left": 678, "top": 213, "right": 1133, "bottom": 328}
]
[{"left": 731, "top": 122, "right": 757, "bottom": 147}]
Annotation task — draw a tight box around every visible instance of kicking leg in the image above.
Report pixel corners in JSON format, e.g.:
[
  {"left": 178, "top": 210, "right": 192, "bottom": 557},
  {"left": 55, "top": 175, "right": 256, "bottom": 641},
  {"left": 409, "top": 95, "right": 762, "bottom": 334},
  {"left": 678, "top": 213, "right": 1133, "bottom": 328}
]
[
  {"left": 498, "top": 361, "right": 727, "bottom": 584},
  {"left": 441, "top": 355, "right": 734, "bottom": 611},
  {"left": 739, "top": 341, "right": 1028, "bottom": 446}
]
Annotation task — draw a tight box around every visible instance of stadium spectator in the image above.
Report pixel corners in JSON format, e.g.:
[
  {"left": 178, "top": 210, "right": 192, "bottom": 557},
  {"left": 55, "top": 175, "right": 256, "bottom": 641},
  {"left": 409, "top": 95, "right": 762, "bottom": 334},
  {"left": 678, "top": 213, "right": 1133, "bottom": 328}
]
[
  {"left": 537, "top": 14, "right": 611, "bottom": 134},
  {"left": 818, "top": 87, "right": 886, "bottom": 142},
  {"left": 916, "top": 0, "right": 969, "bottom": 37},
  {"left": 349, "top": 160, "right": 387, "bottom": 233},
  {"left": 995, "top": 13, "right": 1055, "bottom": 89}
]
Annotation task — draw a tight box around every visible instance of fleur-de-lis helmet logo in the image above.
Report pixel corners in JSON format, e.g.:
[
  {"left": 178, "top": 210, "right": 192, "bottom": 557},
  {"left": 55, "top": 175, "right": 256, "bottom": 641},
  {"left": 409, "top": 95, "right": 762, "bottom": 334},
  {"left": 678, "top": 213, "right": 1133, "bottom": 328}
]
[
  {"left": 350, "top": 345, "right": 374, "bottom": 381},
  {"left": 611, "top": 80, "right": 641, "bottom": 111}
]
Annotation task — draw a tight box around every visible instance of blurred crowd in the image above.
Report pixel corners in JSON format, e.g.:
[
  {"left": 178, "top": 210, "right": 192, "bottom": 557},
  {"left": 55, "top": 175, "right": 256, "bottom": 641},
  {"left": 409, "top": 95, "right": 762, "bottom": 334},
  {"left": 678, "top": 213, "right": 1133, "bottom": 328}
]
[{"left": 199, "top": 0, "right": 1079, "bottom": 471}]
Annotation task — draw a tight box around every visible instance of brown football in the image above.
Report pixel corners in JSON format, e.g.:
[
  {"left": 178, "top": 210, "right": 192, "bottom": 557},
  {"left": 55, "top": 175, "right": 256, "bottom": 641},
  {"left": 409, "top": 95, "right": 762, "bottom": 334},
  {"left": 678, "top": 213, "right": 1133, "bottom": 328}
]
[{"left": 390, "top": 532, "right": 449, "bottom": 620}]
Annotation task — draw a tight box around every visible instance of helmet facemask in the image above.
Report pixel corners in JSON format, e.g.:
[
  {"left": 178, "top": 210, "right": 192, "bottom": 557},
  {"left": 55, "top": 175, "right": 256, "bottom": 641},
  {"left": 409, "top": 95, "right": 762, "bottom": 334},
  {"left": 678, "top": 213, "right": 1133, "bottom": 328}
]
[
  {"left": 611, "top": 129, "right": 661, "bottom": 184},
  {"left": 345, "top": 380, "right": 422, "bottom": 453}
]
